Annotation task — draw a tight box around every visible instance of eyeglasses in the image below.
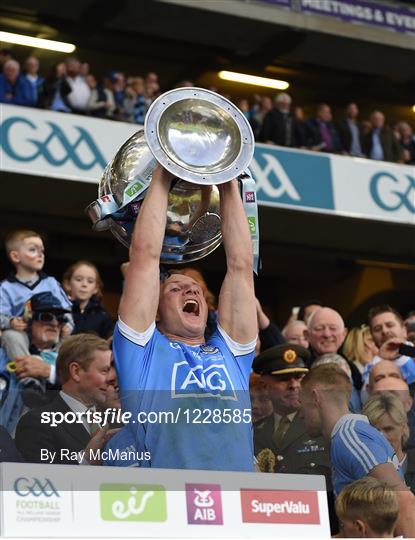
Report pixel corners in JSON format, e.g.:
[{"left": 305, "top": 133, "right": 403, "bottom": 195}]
[{"left": 32, "top": 311, "right": 67, "bottom": 324}]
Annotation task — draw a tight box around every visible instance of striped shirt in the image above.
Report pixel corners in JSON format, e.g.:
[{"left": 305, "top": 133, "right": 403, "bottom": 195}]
[{"left": 330, "top": 413, "right": 402, "bottom": 496}]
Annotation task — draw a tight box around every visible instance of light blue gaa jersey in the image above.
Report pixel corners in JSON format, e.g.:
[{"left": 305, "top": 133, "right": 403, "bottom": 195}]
[
  {"left": 330, "top": 413, "right": 403, "bottom": 496},
  {"left": 112, "top": 319, "right": 256, "bottom": 471},
  {"left": 363, "top": 354, "right": 415, "bottom": 386}
]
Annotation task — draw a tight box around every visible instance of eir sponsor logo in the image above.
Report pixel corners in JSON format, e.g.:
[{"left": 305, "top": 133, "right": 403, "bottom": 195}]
[{"left": 240, "top": 489, "right": 320, "bottom": 524}]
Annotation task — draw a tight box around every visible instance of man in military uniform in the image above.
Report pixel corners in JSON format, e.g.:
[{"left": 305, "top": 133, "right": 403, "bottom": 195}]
[
  {"left": 253, "top": 343, "right": 331, "bottom": 478},
  {"left": 253, "top": 343, "right": 337, "bottom": 532}
]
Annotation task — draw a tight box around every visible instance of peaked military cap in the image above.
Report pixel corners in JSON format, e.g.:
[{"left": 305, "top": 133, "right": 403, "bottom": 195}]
[{"left": 253, "top": 343, "right": 310, "bottom": 376}]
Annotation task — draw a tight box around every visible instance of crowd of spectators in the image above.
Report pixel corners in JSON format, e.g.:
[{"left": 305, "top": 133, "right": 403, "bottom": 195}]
[
  {"left": 1, "top": 227, "right": 415, "bottom": 536},
  {"left": 247, "top": 94, "right": 415, "bottom": 164},
  {"left": 0, "top": 49, "right": 414, "bottom": 165}
]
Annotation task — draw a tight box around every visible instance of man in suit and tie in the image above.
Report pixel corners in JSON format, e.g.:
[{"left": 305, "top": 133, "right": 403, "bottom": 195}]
[{"left": 15, "top": 333, "right": 113, "bottom": 464}]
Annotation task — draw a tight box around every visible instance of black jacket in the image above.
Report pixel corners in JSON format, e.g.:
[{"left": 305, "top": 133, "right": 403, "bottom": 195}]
[
  {"left": 0, "top": 426, "right": 23, "bottom": 462},
  {"left": 259, "top": 321, "right": 286, "bottom": 351},
  {"left": 258, "top": 109, "right": 303, "bottom": 147},
  {"left": 72, "top": 295, "right": 114, "bottom": 339},
  {"left": 337, "top": 119, "right": 363, "bottom": 154},
  {"left": 15, "top": 394, "right": 90, "bottom": 464},
  {"left": 362, "top": 126, "right": 402, "bottom": 163}
]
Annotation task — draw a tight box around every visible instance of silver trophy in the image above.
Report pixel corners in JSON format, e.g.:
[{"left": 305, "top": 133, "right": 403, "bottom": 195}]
[{"left": 86, "top": 87, "right": 256, "bottom": 264}]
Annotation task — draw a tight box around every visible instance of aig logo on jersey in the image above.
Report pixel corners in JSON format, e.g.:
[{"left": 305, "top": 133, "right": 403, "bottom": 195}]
[
  {"left": 185, "top": 483, "right": 223, "bottom": 525},
  {"left": 171, "top": 361, "right": 237, "bottom": 400}
]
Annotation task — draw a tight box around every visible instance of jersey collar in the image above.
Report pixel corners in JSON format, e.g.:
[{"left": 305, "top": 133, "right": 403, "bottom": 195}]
[{"left": 331, "top": 413, "right": 369, "bottom": 439}]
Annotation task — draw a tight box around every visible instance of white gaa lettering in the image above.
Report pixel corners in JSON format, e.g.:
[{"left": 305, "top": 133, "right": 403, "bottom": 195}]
[
  {"left": 250, "top": 154, "right": 301, "bottom": 201},
  {"left": 251, "top": 499, "right": 310, "bottom": 516}
]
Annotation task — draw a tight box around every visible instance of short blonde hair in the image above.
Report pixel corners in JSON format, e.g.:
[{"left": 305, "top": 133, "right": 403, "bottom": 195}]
[
  {"left": 5, "top": 230, "right": 42, "bottom": 255},
  {"left": 335, "top": 477, "right": 398, "bottom": 536},
  {"left": 363, "top": 391, "right": 409, "bottom": 446},
  {"left": 301, "top": 364, "right": 352, "bottom": 404}
]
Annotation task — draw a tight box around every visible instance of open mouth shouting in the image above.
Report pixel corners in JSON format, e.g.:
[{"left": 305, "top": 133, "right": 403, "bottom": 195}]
[{"left": 182, "top": 299, "right": 200, "bottom": 318}]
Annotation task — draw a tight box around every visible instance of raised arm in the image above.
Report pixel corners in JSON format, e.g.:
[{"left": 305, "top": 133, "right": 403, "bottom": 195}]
[
  {"left": 217, "top": 179, "right": 257, "bottom": 344},
  {"left": 119, "top": 165, "right": 174, "bottom": 332}
]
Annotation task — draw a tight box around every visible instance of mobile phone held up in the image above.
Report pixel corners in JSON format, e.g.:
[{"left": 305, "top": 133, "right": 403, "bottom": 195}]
[{"left": 398, "top": 343, "right": 415, "bottom": 358}]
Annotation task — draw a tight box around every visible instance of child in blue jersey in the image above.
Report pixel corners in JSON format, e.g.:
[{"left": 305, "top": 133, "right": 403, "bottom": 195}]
[
  {"left": 110, "top": 164, "right": 257, "bottom": 472},
  {"left": 0, "top": 230, "right": 73, "bottom": 361},
  {"left": 299, "top": 364, "right": 415, "bottom": 537}
]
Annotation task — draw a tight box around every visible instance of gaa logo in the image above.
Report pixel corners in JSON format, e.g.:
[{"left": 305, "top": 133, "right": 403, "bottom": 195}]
[
  {"left": 370, "top": 171, "right": 415, "bottom": 213},
  {"left": 0, "top": 116, "right": 106, "bottom": 170},
  {"left": 14, "top": 477, "right": 59, "bottom": 497}
]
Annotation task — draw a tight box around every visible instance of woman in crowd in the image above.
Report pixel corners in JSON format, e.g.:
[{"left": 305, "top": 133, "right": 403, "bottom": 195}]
[
  {"left": 63, "top": 260, "right": 113, "bottom": 339},
  {"left": 363, "top": 392, "right": 415, "bottom": 493},
  {"left": 343, "top": 325, "right": 378, "bottom": 374}
]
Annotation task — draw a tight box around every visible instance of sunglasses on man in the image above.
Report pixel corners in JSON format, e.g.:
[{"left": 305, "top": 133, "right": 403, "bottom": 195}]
[{"left": 32, "top": 311, "right": 67, "bottom": 324}]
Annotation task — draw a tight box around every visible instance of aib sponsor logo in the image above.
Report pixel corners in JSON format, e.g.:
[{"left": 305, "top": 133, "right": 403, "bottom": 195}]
[
  {"left": 100, "top": 483, "right": 167, "bottom": 522},
  {"left": 185, "top": 483, "right": 223, "bottom": 525},
  {"left": 240, "top": 489, "right": 320, "bottom": 524},
  {"left": 370, "top": 171, "right": 415, "bottom": 213},
  {"left": 245, "top": 191, "right": 256, "bottom": 203},
  {"left": 14, "top": 477, "right": 59, "bottom": 497},
  {"left": 171, "top": 361, "right": 237, "bottom": 400},
  {"left": 0, "top": 116, "right": 106, "bottom": 170},
  {"left": 251, "top": 147, "right": 334, "bottom": 210}
]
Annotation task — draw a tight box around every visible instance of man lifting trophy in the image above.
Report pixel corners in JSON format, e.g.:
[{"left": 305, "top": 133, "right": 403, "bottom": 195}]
[{"left": 87, "top": 88, "right": 259, "bottom": 470}]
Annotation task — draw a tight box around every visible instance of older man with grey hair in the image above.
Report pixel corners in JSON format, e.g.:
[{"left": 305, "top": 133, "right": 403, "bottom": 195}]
[
  {"left": 307, "top": 307, "right": 362, "bottom": 392},
  {"left": 283, "top": 319, "right": 308, "bottom": 348},
  {"left": 258, "top": 92, "right": 303, "bottom": 147},
  {"left": 0, "top": 59, "right": 36, "bottom": 106}
]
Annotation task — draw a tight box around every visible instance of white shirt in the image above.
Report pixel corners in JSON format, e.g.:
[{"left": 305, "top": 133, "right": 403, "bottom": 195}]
[
  {"left": 66, "top": 76, "right": 91, "bottom": 110},
  {"left": 59, "top": 390, "right": 95, "bottom": 434}
]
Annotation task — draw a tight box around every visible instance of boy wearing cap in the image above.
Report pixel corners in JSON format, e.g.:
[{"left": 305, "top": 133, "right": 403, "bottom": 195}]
[{"left": 0, "top": 230, "right": 72, "bottom": 362}]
